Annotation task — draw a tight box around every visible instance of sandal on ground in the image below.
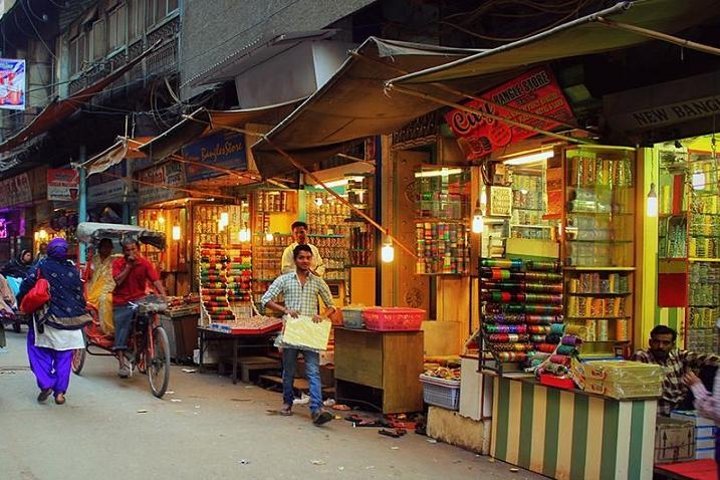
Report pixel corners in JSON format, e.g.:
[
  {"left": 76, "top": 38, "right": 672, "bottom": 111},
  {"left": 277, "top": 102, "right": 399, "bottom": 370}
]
[
  {"left": 37, "top": 388, "right": 52, "bottom": 403},
  {"left": 54, "top": 393, "right": 66, "bottom": 405},
  {"left": 279, "top": 404, "right": 293, "bottom": 416}
]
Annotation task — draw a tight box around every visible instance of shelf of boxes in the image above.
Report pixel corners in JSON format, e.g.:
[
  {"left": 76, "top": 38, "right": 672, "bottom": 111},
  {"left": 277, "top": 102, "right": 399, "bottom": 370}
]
[
  {"left": 415, "top": 167, "right": 471, "bottom": 276},
  {"left": 562, "top": 145, "right": 636, "bottom": 356}
]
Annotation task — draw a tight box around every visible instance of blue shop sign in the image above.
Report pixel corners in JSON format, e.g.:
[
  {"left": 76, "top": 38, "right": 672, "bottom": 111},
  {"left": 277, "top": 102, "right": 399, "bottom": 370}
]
[{"left": 182, "top": 131, "right": 247, "bottom": 182}]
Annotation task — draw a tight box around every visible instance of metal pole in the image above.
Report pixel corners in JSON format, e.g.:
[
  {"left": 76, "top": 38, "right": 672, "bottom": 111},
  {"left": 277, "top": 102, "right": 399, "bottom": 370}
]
[{"left": 78, "top": 145, "right": 87, "bottom": 264}]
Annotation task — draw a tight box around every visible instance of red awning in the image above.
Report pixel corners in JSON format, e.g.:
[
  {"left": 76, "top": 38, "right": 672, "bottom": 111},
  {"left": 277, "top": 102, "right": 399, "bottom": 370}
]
[{"left": 0, "top": 41, "right": 160, "bottom": 155}]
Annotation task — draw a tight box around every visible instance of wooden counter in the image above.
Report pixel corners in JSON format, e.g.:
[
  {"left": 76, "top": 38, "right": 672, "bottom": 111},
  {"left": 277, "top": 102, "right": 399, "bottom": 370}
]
[
  {"left": 334, "top": 327, "right": 424, "bottom": 414},
  {"left": 492, "top": 376, "right": 658, "bottom": 480}
]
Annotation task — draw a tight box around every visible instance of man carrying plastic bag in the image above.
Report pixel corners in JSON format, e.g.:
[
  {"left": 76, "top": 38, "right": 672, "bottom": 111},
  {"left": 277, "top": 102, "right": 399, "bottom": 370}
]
[{"left": 261, "top": 244, "right": 336, "bottom": 426}]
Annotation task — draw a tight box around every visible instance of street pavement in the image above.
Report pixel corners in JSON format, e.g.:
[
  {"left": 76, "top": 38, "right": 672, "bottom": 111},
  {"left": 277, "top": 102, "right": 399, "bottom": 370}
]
[{"left": 0, "top": 330, "right": 544, "bottom": 480}]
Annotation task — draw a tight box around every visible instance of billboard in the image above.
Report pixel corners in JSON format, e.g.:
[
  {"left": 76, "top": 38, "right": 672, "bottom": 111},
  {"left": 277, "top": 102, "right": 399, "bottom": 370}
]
[
  {"left": 47, "top": 169, "right": 80, "bottom": 201},
  {"left": 444, "top": 66, "right": 574, "bottom": 160},
  {"left": 0, "top": 58, "right": 25, "bottom": 110},
  {"left": 182, "top": 131, "right": 247, "bottom": 182}
]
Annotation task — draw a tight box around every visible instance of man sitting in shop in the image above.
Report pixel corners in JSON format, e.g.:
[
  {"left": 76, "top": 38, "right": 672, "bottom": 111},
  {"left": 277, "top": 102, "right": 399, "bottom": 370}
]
[
  {"left": 632, "top": 325, "right": 720, "bottom": 415},
  {"left": 112, "top": 239, "right": 166, "bottom": 378},
  {"left": 281, "top": 221, "right": 325, "bottom": 277},
  {"left": 261, "top": 244, "right": 335, "bottom": 426}
]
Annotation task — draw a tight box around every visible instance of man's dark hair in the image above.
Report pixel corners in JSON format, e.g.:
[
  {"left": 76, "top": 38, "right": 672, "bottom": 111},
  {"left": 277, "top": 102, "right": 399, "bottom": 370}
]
[
  {"left": 98, "top": 238, "right": 113, "bottom": 249},
  {"left": 291, "top": 221, "right": 308, "bottom": 231},
  {"left": 293, "top": 244, "right": 313, "bottom": 259},
  {"left": 650, "top": 325, "right": 677, "bottom": 342}
]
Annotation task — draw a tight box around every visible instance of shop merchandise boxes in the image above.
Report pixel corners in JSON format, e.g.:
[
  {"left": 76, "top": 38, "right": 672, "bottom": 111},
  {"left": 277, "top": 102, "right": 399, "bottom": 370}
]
[
  {"left": 671, "top": 410, "right": 717, "bottom": 460},
  {"left": 655, "top": 417, "right": 696, "bottom": 464},
  {"left": 572, "top": 359, "right": 664, "bottom": 399}
]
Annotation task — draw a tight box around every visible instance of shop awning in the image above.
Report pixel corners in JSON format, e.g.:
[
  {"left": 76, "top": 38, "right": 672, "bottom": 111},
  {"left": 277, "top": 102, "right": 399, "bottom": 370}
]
[
  {"left": 83, "top": 139, "right": 128, "bottom": 177},
  {"left": 251, "top": 37, "right": 483, "bottom": 178},
  {"left": 389, "top": 0, "right": 720, "bottom": 86},
  {"left": 0, "top": 41, "right": 159, "bottom": 156},
  {"left": 138, "top": 97, "right": 304, "bottom": 161}
]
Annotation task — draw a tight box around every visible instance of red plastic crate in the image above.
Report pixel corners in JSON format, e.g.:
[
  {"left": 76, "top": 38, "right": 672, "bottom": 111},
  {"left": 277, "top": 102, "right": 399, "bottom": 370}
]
[{"left": 362, "top": 307, "right": 425, "bottom": 331}]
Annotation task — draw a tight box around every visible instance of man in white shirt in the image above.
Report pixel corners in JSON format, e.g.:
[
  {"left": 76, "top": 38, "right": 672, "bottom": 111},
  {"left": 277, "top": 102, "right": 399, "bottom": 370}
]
[{"left": 280, "top": 221, "right": 325, "bottom": 277}]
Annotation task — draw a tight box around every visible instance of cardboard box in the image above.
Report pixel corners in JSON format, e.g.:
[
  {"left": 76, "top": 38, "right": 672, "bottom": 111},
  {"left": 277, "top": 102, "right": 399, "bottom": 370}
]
[
  {"left": 573, "top": 359, "right": 663, "bottom": 399},
  {"left": 655, "top": 417, "right": 696, "bottom": 464},
  {"left": 671, "top": 410, "right": 715, "bottom": 428},
  {"left": 696, "top": 447, "right": 715, "bottom": 459}
]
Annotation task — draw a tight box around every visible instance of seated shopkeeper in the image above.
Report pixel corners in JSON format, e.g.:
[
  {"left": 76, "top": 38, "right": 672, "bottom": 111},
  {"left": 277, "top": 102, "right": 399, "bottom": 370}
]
[{"left": 632, "top": 325, "right": 720, "bottom": 415}]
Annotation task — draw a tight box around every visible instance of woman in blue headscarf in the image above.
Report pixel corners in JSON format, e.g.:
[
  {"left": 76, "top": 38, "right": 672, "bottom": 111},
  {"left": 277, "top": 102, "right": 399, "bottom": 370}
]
[{"left": 18, "top": 238, "right": 90, "bottom": 405}]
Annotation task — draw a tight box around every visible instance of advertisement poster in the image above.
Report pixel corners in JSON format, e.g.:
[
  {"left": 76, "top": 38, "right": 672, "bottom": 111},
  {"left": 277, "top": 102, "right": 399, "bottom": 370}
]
[
  {"left": 182, "top": 131, "right": 247, "bottom": 182},
  {"left": 545, "top": 166, "right": 564, "bottom": 219},
  {"left": 0, "top": 173, "right": 31, "bottom": 207},
  {"left": 138, "top": 162, "right": 185, "bottom": 206},
  {"left": 444, "top": 67, "right": 574, "bottom": 159},
  {"left": 0, "top": 58, "right": 25, "bottom": 110},
  {"left": 47, "top": 169, "right": 80, "bottom": 201}
]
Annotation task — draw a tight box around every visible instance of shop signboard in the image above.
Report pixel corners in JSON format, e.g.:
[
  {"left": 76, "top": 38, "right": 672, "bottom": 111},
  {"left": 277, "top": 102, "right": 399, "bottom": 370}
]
[
  {"left": 88, "top": 178, "right": 127, "bottom": 205},
  {"left": 137, "top": 161, "right": 185, "bottom": 206},
  {"left": 182, "top": 131, "right": 247, "bottom": 182},
  {"left": 0, "top": 58, "right": 25, "bottom": 110},
  {"left": 47, "top": 168, "right": 80, "bottom": 201},
  {"left": 0, "top": 172, "right": 31, "bottom": 208},
  {"left": 444, "top": 66, "right": 574, "bottom": 160},
  {"left": 605, "top": 71, "right": 720, "bottom": 139}
]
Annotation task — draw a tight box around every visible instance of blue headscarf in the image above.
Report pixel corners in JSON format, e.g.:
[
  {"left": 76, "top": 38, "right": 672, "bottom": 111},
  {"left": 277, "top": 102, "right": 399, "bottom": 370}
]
[{"left": 47, "top": 238, "right": 68, "bottom": 260}]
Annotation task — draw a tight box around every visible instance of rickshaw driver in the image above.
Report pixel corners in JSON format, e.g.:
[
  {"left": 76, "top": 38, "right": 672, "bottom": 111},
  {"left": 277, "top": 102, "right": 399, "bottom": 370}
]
[{"left": 112, "top": 239, "right": 166, "bottom": 378}]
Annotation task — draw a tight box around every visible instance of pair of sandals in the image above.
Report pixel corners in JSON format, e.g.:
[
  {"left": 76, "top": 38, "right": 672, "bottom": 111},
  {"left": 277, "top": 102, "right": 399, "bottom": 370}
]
[{"left": 37, "top": 388, "right": 65, "bottom": 405}]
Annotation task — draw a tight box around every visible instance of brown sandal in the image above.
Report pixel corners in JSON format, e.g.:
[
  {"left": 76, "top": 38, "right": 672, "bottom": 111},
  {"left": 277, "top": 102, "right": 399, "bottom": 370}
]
[{"left": 54, "top": 393, "right": 66, "bottom": 405}]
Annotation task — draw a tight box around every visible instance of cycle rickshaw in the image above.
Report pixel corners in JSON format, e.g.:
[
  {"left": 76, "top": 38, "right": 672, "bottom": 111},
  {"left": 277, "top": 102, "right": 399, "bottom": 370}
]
[{"left": 71, "top": 222, "right": 171, "bottom": 398}]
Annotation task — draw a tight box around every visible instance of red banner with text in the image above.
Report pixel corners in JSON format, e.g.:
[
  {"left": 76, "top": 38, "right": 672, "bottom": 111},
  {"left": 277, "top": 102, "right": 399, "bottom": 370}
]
[{"left": 444, "top": 67, "right": 574, "bottom": 160}]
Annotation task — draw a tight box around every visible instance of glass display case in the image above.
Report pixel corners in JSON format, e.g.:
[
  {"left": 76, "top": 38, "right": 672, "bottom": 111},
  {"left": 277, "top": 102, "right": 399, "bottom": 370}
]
[
  {"left": 658, "top": 146, "right": 720, "bottom": 352},
  {"left": 509, "top": 166, "right": 554, "bottom": 240},
  {"left": 414, "top": 166, "right": 471, "bottom": 275},
  {"left": 562, "top": 145, "right": 636, "bottom": 357}
]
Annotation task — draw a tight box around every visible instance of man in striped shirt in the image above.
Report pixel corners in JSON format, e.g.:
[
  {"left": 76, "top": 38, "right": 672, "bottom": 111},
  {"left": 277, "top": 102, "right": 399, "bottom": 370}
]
[
  {"left": 633, "top": 325, "right": 720, "bottom": 415},
  {"left": 261, "top": 244, "right": 336, "bottom": 425}
]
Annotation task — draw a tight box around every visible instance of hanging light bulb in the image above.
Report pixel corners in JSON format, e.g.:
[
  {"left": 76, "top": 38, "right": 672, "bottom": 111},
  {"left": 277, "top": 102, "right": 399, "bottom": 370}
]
[
  {"left": 219, "top": 212, "right": 229, "bottom": 227},
  {"left": 265, "top": 230, "right": 274, "bottom": 242},
  {"left": 471, "top": 200, "right": 484, "bottom": 234},
  {"left": 381, "top": 234, "right": 395, "bottom": 263},
  {"left": 647, "top": 182, "right": 658, "bottom": 217},
  {"left": 314, "top": 196, "right": 323, "bottom": 207},
  {"left": 158, "top": 215, "right": 165, "bottom": 225},
  {"left": 218, "top": 219, "right": 226, "bottom": 232},
  {"left": 172, "top": 225, "right": 181, "bottom": 241}
]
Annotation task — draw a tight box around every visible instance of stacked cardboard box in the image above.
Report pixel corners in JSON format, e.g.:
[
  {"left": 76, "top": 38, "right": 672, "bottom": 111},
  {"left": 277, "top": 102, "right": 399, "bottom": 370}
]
[
  {"left": 572, "top": 359, "right": 664, "bottom": 400},
  {"left": 671, "top": 410, "right": 716, "bottom": 459},
  {"left": 655, "top": 417, "right": 696, "bottom": 464}
]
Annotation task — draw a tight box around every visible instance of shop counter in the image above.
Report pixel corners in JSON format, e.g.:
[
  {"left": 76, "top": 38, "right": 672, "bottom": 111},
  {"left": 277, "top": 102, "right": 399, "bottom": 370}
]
[
  {"left": 334, "top": 327, "right": 424, "bottom": 414},
  {"left": 197, "top": 326, "right": 277, "bottom": 384},
  {"left": 492, "top": 375, "right": 657, "bottom": 480}
]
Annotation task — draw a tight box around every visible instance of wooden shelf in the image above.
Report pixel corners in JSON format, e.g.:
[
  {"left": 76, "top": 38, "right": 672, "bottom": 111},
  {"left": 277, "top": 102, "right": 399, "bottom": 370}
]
[{"left": 566, "top": 316, "right": 631, "bottom": 320}]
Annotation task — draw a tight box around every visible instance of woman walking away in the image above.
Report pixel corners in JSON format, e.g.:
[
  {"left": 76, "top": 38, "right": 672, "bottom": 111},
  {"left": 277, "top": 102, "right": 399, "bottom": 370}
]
[{"left": 18, "top": 238, "right": 91, "bottom": 405}]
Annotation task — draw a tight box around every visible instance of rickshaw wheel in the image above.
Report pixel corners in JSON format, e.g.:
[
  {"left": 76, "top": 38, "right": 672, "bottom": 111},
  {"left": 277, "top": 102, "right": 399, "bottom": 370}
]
[
  {"left": 147, "top": 326, "right": 170, "bottom": 398},
  {"left": 72, "top": 331, "right": 88, "bottom": 375}
]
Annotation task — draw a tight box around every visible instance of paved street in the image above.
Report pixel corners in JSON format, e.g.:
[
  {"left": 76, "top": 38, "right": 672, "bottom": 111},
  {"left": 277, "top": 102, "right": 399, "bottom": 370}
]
[{"left": 0, "top": 331, "right": 543, "bottom": 480}]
